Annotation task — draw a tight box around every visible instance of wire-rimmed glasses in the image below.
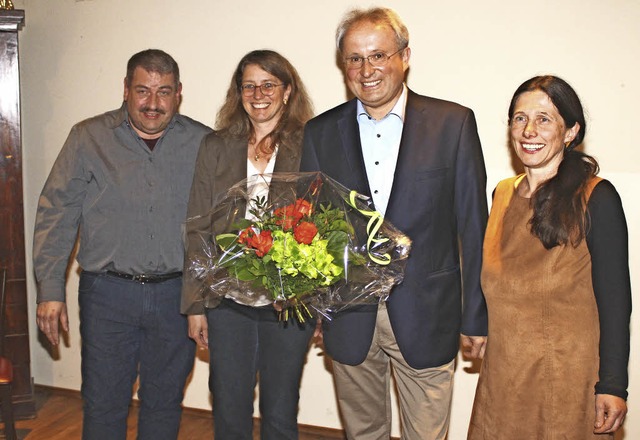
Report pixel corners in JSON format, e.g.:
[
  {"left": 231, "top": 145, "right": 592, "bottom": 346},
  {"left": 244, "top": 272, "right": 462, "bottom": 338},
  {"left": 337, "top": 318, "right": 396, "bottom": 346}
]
[
  {"left": 240, "top": 82, "right": 284, "bottom": 96},
  {"left": 344, "top": 47, "right": 406, "bottom": 70}
]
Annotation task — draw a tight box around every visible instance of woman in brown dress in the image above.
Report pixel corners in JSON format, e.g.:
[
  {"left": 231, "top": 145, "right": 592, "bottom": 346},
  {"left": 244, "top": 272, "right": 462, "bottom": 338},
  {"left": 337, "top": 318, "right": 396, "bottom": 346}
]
[{"left": 467, "top": 76, "right": 631, "bottom": 439}]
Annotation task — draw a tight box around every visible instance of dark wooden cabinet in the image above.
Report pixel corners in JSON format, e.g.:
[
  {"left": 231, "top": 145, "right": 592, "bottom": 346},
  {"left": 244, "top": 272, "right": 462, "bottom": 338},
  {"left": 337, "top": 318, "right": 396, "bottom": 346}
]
[{"left": 0, "top": 9, "right": 36, "bottom": 419}]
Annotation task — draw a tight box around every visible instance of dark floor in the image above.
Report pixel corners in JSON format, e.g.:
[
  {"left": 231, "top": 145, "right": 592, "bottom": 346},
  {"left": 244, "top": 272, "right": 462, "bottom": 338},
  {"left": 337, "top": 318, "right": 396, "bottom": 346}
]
[{"left": 9, "top": 385, "right": 345, "bottom": 439}]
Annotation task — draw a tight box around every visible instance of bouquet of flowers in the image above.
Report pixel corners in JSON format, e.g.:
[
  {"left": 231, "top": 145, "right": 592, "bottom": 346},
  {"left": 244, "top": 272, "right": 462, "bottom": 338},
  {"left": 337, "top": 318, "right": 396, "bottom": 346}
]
[{"left": 186, "top": 172, "right": 411, "bottom": 322}]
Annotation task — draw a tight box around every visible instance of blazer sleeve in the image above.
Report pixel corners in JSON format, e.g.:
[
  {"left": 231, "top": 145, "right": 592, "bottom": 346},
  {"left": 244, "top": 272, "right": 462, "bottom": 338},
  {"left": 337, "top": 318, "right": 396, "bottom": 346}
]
[
  {"left": 181, "top": 134, "right": 220, "bottom": 315},
  {"left": 455, "top": 109, "right": 489, "bottom": 336}
]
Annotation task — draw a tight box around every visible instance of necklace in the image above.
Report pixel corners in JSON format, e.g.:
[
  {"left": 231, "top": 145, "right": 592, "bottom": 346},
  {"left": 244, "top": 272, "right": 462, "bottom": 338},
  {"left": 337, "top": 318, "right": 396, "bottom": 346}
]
[
  {"left": 251, "top": 142, "right": 277, "bottom": 162},
  {"left": 250, "top": 142, "right": 262, "bottom": 161}
]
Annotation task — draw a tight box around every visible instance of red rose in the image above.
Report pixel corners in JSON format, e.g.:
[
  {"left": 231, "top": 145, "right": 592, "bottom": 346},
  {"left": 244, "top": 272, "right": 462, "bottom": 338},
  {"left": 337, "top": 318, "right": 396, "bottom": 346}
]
[
  {"left": 237, "top": 227, "right": 254, "bottom": 245},
  {"left": 248, "top": 230, "right": 273, "bottom": 257},
  {"left": 309, "top": 177, "right": 323, "bottom": 197},
  {"left": 293, "top": 199, "right": 313, "bottom": 218},
  {"left": 274, "top": 205, "right": 299, "bottom": 230},
  {"left": 274, "top": 199, "right": 314, "bottom": 230},
  {"left": 293, "top": 221, "right": 318, "bottom": 245}
]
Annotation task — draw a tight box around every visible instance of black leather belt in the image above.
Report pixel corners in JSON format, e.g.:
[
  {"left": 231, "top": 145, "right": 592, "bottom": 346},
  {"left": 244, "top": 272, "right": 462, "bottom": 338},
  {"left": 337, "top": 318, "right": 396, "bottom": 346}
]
[{"left": 106, "top": 271, "right": 182, "bottom": 283}]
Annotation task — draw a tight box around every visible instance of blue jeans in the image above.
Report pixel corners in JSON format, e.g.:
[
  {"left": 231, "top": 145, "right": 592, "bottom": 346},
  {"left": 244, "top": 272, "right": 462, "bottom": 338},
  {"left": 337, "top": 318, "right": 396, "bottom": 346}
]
[
  {"left": 78, "top": 271, "right": 195, "bottom": 440},
  {"left": 207, "top": 299, "right": 314, "bottom": 440}
]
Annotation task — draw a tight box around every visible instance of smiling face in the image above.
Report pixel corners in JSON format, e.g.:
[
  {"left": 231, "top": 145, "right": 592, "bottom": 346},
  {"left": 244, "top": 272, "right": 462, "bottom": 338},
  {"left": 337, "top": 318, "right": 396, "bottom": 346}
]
[
  {"left": 510, "top": 90, "right": 579, "bottom": 178},
  {"left": 240, "top": 64, "right": 291, "bottom": 131},
  {"left": 123, "top": 66, "right": 181, "bottom": 139},
  {"left": 342, "top": 20, "right": 410, "bottom": 120}
]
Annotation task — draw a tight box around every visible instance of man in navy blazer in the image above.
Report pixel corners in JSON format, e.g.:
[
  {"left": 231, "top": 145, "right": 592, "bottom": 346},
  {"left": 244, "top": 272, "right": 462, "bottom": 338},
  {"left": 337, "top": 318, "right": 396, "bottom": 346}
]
[{"left": 301, "top": 7, "right": 488, "bottom": 439}]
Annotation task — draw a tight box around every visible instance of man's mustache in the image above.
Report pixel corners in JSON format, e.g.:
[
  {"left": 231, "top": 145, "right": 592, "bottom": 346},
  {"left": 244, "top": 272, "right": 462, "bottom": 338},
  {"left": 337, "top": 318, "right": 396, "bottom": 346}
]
[{"left": 140, "top": 107, "right": 166, "bottom": 114}]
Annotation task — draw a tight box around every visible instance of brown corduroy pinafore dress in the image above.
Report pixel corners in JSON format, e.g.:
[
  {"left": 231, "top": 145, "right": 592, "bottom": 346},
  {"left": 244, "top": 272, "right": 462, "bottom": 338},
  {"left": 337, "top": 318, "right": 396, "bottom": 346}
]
[{"left": 468, "top": 175, "right": 610, "bottom": 440}]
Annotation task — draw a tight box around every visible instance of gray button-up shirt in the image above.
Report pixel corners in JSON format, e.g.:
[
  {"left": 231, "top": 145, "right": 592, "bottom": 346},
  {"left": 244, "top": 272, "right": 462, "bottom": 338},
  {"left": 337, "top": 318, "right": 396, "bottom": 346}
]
[{"left": 33, "top": 104, "right": 212, "bottom": 302}]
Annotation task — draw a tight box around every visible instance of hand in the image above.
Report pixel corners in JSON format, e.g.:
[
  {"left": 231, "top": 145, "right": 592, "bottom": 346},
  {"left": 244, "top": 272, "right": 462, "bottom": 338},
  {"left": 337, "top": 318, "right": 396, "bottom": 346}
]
[
  {"left": 36, "top": 301, "right": 69, "bottom": 346},
  {"left": 188, "top": 314, "right": 209, "bottom": 348},
  {"left": 461, "top": 334, "right": 487, "bottom": 359},
  {"left": 594, "top": 393, "right": 626, "bottom": 434}
]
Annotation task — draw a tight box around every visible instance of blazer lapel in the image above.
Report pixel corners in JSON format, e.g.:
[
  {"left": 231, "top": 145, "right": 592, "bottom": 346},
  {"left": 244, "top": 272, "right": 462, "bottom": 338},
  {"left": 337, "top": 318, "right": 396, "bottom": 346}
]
[
  {"left": 386, "top": 90, "right": 423, "bottom": 217},
  {"left": 273, "top": 144, "right": 300, "bottom": 173},
  {"left": 337, "top": 100, "right": 373, "bottom": 198},
  {"left": 225, "top": 138, "right": 249, "bottom": 189}
]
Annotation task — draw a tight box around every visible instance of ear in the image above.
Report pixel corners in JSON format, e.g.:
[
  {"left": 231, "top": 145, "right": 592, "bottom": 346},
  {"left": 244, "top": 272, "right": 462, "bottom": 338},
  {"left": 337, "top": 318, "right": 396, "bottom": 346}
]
[
  {"left": 401, "top": 47, "right": 411, "bottom": 72},
  {"left": 564, "top": 122, "right": 580, "bottom": 143},
  {"left": 123, "top": 77, "right": 129, "bottom": 101},
  {"left": 284, "top": 84, "right": 292, "bottom": 101}
]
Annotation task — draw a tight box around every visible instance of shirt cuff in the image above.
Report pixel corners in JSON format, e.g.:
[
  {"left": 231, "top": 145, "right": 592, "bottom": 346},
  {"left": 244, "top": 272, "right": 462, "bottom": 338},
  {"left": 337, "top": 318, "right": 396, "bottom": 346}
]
[{"left": 36, "top": 279, "right": 67, "bottom": 303}]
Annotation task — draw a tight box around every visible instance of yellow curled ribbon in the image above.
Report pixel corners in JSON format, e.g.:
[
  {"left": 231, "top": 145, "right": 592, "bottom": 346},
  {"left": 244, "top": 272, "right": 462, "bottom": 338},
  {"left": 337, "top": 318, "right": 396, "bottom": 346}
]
[{"left": 347, "top": 190, "right": 391, "bottom": 265}]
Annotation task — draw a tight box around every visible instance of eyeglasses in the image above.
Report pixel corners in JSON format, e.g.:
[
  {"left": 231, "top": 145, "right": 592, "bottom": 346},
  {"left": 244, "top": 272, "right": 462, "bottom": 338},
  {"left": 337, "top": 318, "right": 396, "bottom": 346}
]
[
  {"left": 344, "top": 48, "right": 405, "bottom": 70},
  {"left": 240, "top": 82, "right": 284, "bottom": 97}
]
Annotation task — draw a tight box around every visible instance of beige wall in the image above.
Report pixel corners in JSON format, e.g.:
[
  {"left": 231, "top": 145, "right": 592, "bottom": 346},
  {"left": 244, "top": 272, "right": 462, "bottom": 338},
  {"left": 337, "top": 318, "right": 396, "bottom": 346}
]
[{"left": 14, "top": 0, "right": 639, "bottom": 438}]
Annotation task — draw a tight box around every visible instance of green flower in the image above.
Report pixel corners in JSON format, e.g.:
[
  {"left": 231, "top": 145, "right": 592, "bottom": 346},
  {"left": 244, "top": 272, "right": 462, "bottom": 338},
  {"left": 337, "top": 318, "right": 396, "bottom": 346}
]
[{"left": 269, "top": 231, "right": 344, "bottom": 286}]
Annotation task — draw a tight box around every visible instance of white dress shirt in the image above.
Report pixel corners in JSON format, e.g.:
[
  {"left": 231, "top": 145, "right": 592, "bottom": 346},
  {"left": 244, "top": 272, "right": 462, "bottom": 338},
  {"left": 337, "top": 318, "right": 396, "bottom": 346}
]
[{"left": 357, "top": 85, "right": 407, "bottom": 216}]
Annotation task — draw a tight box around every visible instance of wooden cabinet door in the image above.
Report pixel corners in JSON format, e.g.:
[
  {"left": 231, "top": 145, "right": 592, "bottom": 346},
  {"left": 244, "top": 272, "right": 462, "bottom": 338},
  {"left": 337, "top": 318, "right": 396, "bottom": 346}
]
[{"left": 1, "top": 9, "right": 36, "bottom": 419}]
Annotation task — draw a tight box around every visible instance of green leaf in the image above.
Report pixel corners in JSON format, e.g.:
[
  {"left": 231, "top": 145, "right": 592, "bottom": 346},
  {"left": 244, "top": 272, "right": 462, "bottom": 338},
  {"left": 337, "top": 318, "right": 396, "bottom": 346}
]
[
  {"left": 326, "top": 230, "right": 349, "bottom": 257},
  {"left": 234, "top": 267, "right": 258, "bottom": 281},
  {"left": 216, "top": 237, "right": 238, "bottom": 251},
  {"left": 231, "top": 218, "right": 253, "bottom": 230}
]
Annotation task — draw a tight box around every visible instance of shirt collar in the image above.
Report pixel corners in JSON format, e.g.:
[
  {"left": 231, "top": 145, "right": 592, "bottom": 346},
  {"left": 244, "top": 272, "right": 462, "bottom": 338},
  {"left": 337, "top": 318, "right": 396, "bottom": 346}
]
[{"left": 356, "top": 83, "right": 408, "bottom": 122}]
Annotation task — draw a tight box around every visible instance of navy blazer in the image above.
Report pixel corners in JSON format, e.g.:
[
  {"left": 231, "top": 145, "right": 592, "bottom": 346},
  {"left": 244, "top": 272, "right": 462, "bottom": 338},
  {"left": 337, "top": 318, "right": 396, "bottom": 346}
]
[{"left": 301, "top": 90, "right": 488, "bottom": 369}]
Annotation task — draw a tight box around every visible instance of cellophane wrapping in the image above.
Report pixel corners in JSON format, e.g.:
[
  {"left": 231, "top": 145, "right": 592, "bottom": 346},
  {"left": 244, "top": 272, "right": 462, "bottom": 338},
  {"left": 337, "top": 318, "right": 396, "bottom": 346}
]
[{"left": 185, "top": 171, "right": 411, "bottom": 321}]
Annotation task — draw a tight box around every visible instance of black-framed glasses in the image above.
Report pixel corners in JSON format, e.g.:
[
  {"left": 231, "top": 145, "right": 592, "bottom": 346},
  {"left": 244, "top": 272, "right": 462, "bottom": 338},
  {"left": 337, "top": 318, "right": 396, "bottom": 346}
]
[
  {"left": 240, "top": 82, "right": 284, "bottom": 96},
  {"left": 344, "top": 47, "right": 406, "bottom": 70}
]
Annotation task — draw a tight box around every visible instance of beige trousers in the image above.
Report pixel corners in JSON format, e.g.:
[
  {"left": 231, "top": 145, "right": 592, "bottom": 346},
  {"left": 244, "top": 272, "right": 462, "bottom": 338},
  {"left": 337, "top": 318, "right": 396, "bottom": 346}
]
[{"left": 332, "top": 303, "right": 455, "bottom": 440}]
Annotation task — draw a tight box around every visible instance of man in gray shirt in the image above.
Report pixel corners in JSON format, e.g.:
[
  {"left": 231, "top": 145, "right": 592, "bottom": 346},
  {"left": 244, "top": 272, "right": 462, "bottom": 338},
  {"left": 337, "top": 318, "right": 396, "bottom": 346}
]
[{"left": 33, "top": 49, "right": 212, "bottom": 440}]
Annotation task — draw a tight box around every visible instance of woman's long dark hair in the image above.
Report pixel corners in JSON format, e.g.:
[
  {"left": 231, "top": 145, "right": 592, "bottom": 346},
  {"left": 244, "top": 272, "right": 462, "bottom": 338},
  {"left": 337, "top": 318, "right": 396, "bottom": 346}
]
[
  {"left": 215, "top": 49, "right": 313, "bottom": 156},
  {"left": 508, "top": 75, "right": 599, "bottom": 249}
]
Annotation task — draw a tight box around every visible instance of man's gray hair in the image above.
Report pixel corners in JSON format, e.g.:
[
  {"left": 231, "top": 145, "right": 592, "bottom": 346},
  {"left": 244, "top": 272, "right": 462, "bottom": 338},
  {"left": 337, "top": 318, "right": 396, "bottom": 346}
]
[{"left": 335, "top": 7, "right": 409, "bottom": 53}]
